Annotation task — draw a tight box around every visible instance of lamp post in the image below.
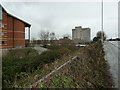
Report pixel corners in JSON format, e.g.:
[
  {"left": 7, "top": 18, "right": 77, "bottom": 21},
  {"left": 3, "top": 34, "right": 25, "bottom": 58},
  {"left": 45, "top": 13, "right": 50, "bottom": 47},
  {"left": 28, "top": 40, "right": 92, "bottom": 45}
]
[{"left": 101, "top": 0, "right": 104, "bottom": 43}]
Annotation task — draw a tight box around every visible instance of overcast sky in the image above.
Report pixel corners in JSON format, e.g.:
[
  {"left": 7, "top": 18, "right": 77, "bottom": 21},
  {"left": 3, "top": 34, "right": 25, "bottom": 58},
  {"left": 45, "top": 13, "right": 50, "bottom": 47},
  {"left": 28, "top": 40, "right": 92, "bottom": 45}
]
[{"left": 1, "top": 1, "right": 118, "bottom": 40}]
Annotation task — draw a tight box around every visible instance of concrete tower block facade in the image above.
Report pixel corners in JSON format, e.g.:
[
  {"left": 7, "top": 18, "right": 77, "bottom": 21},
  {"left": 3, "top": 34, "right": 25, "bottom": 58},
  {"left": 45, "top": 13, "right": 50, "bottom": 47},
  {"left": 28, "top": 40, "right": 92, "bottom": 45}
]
[
  {"left": 75, "top": 26, "right": 82, "bottom": 39},
  {"left": 81, "top": 28, "right": 91, "bottom": 42},
  {"left": 72, "top": 29, "right": 75, "bottom": 39},
  {"left": 72, "top": 26, "right": 91, "bottom": 43}
]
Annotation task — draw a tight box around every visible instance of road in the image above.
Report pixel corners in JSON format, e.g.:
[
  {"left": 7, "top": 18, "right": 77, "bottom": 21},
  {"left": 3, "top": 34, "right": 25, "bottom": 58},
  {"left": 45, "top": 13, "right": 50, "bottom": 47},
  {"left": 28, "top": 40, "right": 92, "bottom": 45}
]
[{"left": 103, "top": 41, "right": 119, "bottom": 88}]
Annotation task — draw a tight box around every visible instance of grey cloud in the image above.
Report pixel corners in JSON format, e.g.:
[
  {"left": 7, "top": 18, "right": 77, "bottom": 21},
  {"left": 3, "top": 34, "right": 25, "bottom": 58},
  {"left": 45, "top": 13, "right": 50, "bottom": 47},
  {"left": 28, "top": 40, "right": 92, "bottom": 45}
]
[{"left": 1, "top": 2, "right": 118, "bottom": 39}]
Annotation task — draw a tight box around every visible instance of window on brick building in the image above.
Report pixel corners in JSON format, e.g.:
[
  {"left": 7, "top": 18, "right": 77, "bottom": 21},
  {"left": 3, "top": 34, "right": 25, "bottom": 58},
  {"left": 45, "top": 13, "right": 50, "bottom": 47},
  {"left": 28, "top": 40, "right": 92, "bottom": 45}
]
[
  {"left": 0, "top": 32, "right": 4, "bottom": 37},
  {"left": 2, "top": 41, "right": 4, "bottom": 44},
  {"left": 0, "top": 23, "right": 2, "bottom": 28},
  {"left": 2, "top": 32, "right": 4, "bottom": 37},
  {"left": 2, "top": 24, "right": 4, "bottom": 28},
  {"left": 0, "top": 23, "right": 4, "bottom": 28},
  {"left": 0, "top": 32, "right": 1, "bottom": 37}
]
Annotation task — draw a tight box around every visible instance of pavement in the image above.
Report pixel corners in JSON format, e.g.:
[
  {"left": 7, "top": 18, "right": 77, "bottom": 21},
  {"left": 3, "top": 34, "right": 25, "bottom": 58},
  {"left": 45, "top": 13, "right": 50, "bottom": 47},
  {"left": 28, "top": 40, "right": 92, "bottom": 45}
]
[
  {"left": 103, "top": 41, "right": 119, "bottom": 88},
  {"left": 33, "top": 45, "right": 47, "bottom": 54}
]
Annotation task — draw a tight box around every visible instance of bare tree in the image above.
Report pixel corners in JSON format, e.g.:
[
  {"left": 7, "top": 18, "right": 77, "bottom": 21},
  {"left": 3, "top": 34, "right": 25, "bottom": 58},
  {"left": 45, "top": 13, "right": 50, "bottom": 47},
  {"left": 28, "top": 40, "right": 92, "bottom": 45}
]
[
  {"left": 49, "top": 32, "right": 57, "bottom": 45},
  {"left": 96, "top": 31, "right": 106, "bottom": 41},
  {"left": 50, "top": 32, "right": 57, "bottom": 41},
  {"left": 38, "top": 31, "right": 50, "bottom": 45},
  {"left": 39, "top": 31, "right": 49, "bottom": 40}
]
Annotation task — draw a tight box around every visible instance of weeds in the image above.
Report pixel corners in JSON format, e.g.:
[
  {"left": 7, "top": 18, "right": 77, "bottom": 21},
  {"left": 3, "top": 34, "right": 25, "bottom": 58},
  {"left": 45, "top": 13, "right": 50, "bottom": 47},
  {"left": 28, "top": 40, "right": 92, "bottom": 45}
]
[
  {"left": 40, "top": 41, "right": 114, "bottom": 88},
  {"left": 2, "top": 45, "right": 79, "bottom": 88}
]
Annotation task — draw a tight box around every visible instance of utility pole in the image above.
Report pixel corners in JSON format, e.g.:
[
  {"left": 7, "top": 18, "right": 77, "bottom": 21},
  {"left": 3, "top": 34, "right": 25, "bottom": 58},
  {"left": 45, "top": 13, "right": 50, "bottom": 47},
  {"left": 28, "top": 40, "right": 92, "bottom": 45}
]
[{"left": 101, "top": 0, "right": 104, "bottom": 43}]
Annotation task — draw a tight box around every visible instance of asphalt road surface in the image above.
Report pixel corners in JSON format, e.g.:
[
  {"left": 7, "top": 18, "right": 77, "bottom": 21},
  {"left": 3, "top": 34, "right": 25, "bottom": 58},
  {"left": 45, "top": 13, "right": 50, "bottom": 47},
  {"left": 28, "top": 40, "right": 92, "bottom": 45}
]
[{"left": 103, "top": 41, "right": 119, "bottom": 88}]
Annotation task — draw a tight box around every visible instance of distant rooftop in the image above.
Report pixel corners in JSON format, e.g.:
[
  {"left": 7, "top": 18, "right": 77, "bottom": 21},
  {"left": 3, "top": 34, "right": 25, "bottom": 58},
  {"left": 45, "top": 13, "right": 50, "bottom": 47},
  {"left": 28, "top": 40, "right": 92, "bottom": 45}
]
[
  {"left": 75, "top": 26, "right": 82, "bottom": 28},
  {"left": 82, "top": 28, "right": 90, "bottom": 30},
  {"left": 73, "top": 26, "right": 90, "bottom": 30}
]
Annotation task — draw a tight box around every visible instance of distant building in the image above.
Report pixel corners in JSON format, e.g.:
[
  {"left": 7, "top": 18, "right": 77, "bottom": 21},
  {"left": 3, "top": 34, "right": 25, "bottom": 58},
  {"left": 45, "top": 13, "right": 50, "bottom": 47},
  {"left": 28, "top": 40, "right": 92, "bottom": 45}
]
[
  {"left": 59, "top": 37, "right": 71, "bottom": 45},
  {"left": 0, "top": 5, "right": 31, "bottom": 49},
  {"left": 72, "top": 26, "right": 91, "bottom": 43}
]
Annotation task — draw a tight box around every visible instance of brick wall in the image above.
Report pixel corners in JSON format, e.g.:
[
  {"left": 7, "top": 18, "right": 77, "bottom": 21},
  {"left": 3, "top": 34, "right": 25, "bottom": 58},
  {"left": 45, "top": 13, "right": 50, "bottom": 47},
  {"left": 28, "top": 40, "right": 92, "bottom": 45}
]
[
  {"left": 13, "top": 19, "right": 25, "bottom": 48},
  {"left": 1, "top": 11, "right": 8, "bottom": 49},
  {"left": 0, "top": 20, "right": 2, "bottom": 49},
  {"left": 0, "top": 10, "right": 25, "bottom": 49},
  {"left": 7, "top": 14, "right": 13, "bottom": 48}
]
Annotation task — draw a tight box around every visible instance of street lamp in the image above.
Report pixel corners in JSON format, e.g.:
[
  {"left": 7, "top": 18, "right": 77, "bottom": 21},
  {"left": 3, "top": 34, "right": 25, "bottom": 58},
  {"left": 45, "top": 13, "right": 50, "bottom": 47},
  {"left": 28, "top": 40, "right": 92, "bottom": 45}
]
[{"left": 101, "top": 0, "right": 104, "bottom": 43}]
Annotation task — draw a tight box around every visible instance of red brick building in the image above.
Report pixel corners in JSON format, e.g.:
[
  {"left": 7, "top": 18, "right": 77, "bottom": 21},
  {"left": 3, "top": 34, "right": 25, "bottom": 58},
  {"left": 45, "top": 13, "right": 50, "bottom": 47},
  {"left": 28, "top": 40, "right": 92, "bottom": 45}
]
[{"left": 0, "top": 5, "right": 31, "bottom": 49}]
